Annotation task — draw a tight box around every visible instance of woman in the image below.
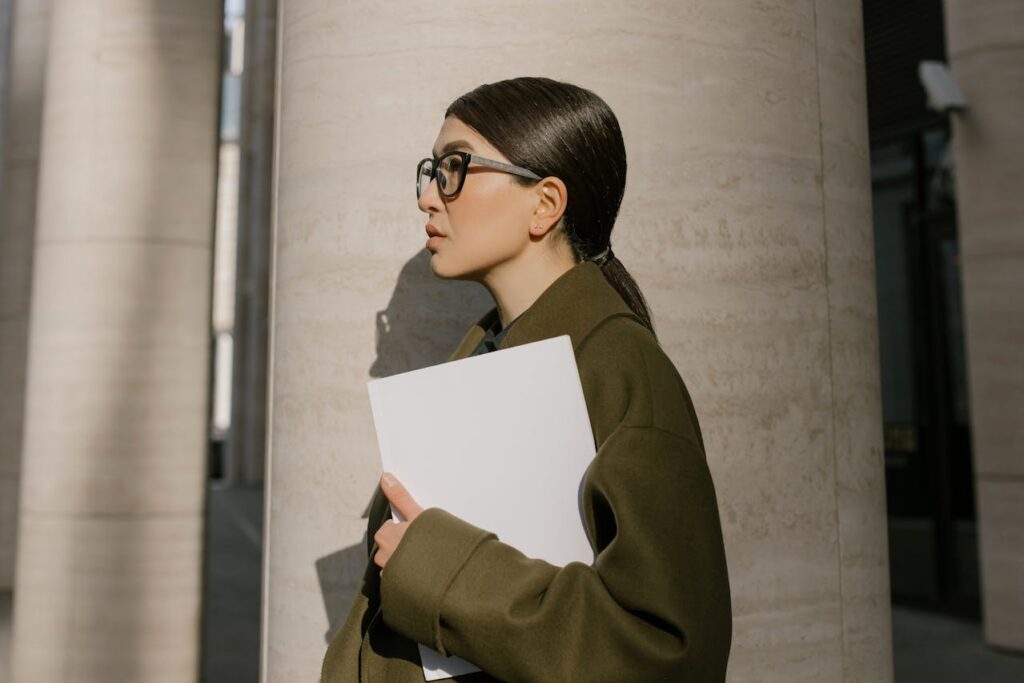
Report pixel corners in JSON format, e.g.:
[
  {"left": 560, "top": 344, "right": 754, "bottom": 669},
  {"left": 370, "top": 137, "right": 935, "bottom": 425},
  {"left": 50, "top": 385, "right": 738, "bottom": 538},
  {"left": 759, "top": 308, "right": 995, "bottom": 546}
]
[{"left": 322, "top": 76, "right": 732, "bottom": 682}]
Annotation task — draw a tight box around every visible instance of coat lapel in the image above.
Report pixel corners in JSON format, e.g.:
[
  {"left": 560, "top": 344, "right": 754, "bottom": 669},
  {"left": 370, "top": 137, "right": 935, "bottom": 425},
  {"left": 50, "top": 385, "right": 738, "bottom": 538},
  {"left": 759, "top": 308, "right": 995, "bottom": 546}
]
[
  {"left": 446, "top": 310, "right": 491, "bottom": 361},
  {"left": 446, "top": 260, "right": 641, "bottom": 362}
]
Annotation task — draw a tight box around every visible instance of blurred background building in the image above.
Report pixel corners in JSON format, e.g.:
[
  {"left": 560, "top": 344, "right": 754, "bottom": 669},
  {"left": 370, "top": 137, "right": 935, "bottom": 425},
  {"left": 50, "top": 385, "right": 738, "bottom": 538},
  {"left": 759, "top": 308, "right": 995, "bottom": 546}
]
[{"left": 0, "top": 0, "right": 1020, "bottom": 681}]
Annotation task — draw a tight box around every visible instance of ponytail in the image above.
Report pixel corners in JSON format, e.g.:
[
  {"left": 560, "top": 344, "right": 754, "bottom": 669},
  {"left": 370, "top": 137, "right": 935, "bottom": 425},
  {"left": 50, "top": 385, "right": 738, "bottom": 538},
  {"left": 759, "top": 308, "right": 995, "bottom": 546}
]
[{"left": 590, "top": 246, "right": 656, "bottom": 340}]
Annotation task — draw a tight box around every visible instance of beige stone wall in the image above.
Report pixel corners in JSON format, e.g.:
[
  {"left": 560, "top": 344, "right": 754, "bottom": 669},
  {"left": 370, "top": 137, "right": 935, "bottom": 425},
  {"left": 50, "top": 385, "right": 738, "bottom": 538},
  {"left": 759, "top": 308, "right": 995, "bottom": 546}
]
[
  {"left": 264, "top": 1, "right": 892, "bottom": 681},
  {"left": 9, "top": 2, "right": 221, "bottom": 680},
  {"left": 0, "top": 0, "right": 51, "bottom": 593},
  {"left": 944, "top": 0, "right": 1024, "bottom": 653}
]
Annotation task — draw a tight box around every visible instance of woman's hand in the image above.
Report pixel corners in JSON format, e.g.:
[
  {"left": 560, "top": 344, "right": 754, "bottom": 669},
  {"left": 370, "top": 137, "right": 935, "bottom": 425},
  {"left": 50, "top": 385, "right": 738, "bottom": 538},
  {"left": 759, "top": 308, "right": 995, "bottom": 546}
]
[{"left": 373, "top": 472, "right": 423, "bottom": 570}]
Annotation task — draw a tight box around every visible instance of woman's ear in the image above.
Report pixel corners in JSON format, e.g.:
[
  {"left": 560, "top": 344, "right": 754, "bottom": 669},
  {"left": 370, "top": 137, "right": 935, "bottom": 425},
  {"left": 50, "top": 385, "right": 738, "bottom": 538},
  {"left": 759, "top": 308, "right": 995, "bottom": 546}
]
[{"left": 529, "top": 177, "right": 568, "bottom": 238}]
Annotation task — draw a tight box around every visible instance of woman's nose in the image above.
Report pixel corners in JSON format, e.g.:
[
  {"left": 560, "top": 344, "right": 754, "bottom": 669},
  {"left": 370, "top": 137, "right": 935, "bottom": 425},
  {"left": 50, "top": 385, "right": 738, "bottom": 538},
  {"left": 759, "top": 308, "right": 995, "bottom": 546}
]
[{"left": 417, "top": 177, "right": 443, "bottom": 213}]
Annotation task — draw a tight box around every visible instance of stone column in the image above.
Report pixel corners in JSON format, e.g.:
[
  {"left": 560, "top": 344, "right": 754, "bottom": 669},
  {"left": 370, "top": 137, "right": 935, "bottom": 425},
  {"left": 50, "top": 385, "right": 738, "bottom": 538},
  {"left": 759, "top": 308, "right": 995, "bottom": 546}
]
[
  {"left": 944, "top": 0, "right": 1024, "bottom": 653},
  {"left": 0, "top": 0, "right": 10, "bottom": 166},
  {"left": 227, "top": 0, "right": 277, "bottom": 486},
  {"left": 9, "top": 2, "right": 221, "bottom": 681},
  {"left": 264, "top": 1, "right": 892, "bottom": 681},
  {"left": 0, "top": 0, "right": 11, "bottom": 169},
  {"left": 0, "top": 0, "right": 51, "bottom": 594}
]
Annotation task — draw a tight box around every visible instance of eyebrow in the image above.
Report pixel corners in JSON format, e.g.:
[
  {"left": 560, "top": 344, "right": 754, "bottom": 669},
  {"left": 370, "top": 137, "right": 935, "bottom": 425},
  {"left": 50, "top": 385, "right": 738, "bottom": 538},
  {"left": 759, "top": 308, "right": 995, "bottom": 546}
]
[{"left": 432, "top": 139, "right": 475, "bottom": 158}]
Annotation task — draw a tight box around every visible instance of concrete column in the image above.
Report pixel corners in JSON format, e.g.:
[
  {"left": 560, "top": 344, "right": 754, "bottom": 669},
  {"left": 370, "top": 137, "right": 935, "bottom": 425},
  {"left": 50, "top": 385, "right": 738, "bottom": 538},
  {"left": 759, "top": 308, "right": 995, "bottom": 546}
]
[
  {"left": 0, "top": 0, "right": 51, "bottom": 594},
  {"left": 0, "top": 0, "right": 10, "bottom": 169},
  {"left": 0, "top": 0, "right": 11, "bottom": 173},
  {"left": 9, "top": 2, "right": 221, "bottom": 681},
  {"left": 944, "top": 0, "right": 1024, "bottom": 653},
  {"left": 264, "top": 1, "right": 892, "bottom": 681},
  {"left": 228, "top": 0, "right": 277, "bottom": 486}
]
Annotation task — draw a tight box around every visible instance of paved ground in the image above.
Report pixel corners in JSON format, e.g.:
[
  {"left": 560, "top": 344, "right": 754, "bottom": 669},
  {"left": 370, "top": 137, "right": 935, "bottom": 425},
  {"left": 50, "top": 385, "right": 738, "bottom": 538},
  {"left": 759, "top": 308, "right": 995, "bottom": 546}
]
[
  {"left": 2, "top": 487, "right": 1023, "bottom": 681},
  {"left": 892, "top": 604, "right": 1024, "bottom": 682},
  {"left": 201, "top": 483, "right": 264, "bottom": 683},
  {"left": 0, "top": 590, "right": 8, "bottom": 683}
]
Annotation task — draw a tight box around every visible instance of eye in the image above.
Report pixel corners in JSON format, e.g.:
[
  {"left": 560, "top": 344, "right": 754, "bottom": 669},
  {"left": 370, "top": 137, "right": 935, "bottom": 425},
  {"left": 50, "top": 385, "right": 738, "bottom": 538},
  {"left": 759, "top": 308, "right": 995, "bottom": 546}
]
[{"left": 440, "top": 155, "right": 462, "bottom": 173}]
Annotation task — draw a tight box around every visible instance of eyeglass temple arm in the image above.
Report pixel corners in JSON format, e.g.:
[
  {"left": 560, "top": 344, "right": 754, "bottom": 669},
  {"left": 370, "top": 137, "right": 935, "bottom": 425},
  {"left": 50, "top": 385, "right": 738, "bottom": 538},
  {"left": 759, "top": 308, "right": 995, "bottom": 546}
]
[{"left": 468, "top": 154, "right": 542, "bottom": 180}]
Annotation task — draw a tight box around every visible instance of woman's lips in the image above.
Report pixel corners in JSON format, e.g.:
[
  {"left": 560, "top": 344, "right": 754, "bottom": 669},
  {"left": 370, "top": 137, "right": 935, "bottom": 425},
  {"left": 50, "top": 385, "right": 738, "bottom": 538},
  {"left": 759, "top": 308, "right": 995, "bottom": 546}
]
[{"left": 425, "top": 223, "right": 445, "bottom": 250}]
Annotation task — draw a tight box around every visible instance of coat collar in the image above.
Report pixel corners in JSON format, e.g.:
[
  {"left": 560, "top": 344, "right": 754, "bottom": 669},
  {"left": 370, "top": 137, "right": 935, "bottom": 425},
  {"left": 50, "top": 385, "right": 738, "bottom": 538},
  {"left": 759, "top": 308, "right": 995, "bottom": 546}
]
[{"left": 447, "top": 260, "right": 641, "bottom": 361}]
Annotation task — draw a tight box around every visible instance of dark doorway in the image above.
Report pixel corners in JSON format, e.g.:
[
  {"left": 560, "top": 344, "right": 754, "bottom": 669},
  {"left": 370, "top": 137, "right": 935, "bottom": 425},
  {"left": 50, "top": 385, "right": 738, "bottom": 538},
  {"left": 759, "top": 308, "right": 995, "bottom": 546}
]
[{"left": 871, "top": 124, "right": 979, "bottom": 616}]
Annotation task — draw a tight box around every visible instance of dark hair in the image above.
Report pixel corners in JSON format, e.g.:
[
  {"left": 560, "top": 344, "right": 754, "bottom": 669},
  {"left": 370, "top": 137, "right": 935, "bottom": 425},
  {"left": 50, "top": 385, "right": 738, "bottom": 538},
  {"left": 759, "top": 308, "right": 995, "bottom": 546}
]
[{"left": 445, "top": 76, "right": 656, "bottom": 339}]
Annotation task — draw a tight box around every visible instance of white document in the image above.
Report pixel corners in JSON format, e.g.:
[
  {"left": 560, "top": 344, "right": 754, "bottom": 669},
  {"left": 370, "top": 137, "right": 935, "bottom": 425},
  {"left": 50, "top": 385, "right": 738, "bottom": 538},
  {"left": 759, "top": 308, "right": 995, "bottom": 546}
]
[{"left": 366, "top": 334, "right": 598, "bottom": 681}]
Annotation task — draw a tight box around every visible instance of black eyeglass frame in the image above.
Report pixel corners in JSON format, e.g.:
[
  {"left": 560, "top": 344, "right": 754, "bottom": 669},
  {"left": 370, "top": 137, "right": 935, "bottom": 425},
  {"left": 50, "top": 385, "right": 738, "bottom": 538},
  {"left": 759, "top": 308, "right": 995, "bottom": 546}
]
[{"left": 416, "top": 151, "right": 543, "bottom": 199}]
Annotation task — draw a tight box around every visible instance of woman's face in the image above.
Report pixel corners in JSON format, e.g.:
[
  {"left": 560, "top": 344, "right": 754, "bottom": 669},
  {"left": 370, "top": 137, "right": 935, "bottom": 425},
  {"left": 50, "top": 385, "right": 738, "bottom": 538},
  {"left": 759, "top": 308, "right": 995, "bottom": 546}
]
[{"left": 418, "top": 116, "right": 537, "bottom": 281}]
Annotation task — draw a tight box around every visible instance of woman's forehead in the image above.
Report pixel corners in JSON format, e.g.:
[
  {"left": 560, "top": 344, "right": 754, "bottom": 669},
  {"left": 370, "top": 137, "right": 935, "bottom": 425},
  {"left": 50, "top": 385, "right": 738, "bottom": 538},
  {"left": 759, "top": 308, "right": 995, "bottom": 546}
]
[{"left": 431, "top": 117, "right": 492, "bottom": 157}]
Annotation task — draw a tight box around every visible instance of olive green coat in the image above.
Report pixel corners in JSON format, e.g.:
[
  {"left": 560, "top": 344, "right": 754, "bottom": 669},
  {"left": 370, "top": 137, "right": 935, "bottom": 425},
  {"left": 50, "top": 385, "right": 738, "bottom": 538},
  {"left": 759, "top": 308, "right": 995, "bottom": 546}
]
[{"left": 321, "top": 260, "right": 732, "bottom": 682}]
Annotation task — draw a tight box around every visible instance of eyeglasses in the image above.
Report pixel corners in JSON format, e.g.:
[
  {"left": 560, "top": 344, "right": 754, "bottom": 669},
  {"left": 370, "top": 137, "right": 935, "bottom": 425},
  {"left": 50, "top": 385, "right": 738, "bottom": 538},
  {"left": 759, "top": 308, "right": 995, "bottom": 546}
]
[{"left": 416, "top": 151, "right": 542, "bottom": 200}]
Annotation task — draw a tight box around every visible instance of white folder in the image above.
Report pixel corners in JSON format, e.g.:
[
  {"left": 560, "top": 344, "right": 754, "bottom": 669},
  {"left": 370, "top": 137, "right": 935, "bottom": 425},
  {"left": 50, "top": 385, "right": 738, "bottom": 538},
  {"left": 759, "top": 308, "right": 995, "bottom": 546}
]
[{"left": 366, "top": 334, "right": 598, "bottom": 681}]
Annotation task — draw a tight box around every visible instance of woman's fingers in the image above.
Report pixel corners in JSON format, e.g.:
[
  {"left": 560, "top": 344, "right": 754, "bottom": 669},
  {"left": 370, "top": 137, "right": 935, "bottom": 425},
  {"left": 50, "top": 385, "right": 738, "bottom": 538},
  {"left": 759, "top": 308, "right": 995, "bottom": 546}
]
[
  {"left": 380, "top": 473, "right": 423, "bottom": 521},
  {"left": 373, "top": 545, "right": 389, "bottom": 568},
  {"left": 372, "top": 474, "right": 423, "bottom": 570},
  {"left": 373, "top": 518, "right": 405, "bottom": 569}
]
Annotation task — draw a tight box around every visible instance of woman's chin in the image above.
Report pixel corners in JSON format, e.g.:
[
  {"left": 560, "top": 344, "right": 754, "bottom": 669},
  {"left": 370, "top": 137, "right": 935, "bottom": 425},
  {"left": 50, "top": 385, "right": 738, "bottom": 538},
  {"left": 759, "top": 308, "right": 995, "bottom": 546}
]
[
  {"left": 427, "top": 251, "right": 458, "bottom": 279},
  {"left": 428, "top": 252, "right": 481, "bottom": 282}
]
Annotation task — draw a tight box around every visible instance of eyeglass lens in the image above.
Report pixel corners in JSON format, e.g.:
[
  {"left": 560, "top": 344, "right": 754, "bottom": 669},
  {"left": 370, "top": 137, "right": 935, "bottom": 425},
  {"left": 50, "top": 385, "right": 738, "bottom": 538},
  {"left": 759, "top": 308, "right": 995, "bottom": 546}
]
[{"left": 417, "top": 154, "right": 464, "bottom": 198}]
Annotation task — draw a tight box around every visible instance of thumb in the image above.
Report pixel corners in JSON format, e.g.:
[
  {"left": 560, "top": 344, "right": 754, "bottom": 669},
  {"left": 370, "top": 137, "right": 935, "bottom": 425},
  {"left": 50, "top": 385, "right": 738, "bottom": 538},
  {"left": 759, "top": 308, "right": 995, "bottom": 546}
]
[{"left": 381, "top": 473, "right": 423, "bottom": 520}]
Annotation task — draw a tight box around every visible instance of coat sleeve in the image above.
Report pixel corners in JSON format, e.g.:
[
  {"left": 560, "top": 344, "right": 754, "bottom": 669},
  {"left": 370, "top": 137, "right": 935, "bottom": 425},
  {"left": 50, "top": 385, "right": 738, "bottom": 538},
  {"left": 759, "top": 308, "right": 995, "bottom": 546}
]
[{"left": 378, "top": 421, "right": 733, "bottom": 682}]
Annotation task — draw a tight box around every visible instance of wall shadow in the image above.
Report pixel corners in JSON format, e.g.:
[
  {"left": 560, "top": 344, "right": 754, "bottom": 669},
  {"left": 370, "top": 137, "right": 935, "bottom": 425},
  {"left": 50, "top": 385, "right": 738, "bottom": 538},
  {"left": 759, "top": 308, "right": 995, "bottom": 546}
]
[
  {"left": 315, "top": 539, "right": 370, "bottom": 643},
  {"left": 369, "top": 250, "right": 493, "bottom": 378},
  {"left": 316, "top": 250, "right": 493, "bottom": 640}
]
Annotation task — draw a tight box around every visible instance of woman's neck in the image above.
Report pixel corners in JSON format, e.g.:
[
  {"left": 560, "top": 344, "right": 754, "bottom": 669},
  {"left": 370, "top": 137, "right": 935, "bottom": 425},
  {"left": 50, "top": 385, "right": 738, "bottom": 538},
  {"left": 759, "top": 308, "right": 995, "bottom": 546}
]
[{"left": 483, "top": 246, "right": 578, "bottom": 328}]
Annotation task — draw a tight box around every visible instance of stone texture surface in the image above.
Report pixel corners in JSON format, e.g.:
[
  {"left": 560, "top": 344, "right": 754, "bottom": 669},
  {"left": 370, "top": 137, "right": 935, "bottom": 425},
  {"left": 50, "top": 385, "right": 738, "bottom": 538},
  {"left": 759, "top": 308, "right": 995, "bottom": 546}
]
[
  {"left": 19, "top": 243, "right": 210, "bottom": 516},
  {"left": 945, "top": 0, "right": 1024, "bottom": 652},
  {"left": 9, "top": 1, "right": 221, "bottom": 680},
  {"left": 12, "top": 515, "right": 203, "bottom": 682},
  {"left": 0, "top": 0, "right": 51, "bottom": 592},
  {"left": 955, "top": 256, "right": 1024, "bottom": 477},
  {"left": 975, "top": 479, "right": 1024, "bottom": 651},
  {"left": 814, "top": 1, "right": 893, "bottom": 680},
  {"left": 265, "top": 1, "right": 892, "bottom": 681}
]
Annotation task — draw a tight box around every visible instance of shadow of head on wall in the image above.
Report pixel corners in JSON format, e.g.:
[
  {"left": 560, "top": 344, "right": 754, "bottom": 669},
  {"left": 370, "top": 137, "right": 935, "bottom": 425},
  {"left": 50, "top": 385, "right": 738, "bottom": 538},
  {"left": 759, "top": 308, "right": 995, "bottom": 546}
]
[
  {"left": 313, "top": 539, "right": 422, "bottom": 676},
  {"left": 317, "top": 250, "right": 493, "bottom": 640},
  {"left": 369, "top": 250, "right": 493, "bottom": 378},
  {"left": 315, "top": 539, "right": 371, "bottom": 643}
]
